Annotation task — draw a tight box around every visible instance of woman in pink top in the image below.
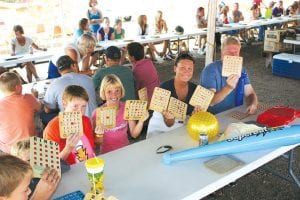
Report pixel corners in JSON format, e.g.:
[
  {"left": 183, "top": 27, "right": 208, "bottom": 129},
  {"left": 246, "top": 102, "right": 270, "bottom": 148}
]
[{"left": 92, "top": 74, "right": 148, "bottom": 154}]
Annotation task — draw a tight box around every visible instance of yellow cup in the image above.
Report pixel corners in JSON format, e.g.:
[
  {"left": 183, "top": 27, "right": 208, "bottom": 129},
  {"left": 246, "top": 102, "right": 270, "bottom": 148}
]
[{"left": 85, "top": 157, "right": 105, "bottom": 195}]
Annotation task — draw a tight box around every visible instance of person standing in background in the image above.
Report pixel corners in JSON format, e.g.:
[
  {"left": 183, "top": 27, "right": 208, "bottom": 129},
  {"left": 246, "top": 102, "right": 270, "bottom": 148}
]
[{"left": 87, "top": 0, "right": 103, "bottom": 37}]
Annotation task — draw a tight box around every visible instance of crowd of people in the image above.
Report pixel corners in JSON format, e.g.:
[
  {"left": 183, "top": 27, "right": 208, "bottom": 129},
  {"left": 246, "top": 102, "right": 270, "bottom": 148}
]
[{"left": 0, "top": 0, "right": 299, "bottom": 199}]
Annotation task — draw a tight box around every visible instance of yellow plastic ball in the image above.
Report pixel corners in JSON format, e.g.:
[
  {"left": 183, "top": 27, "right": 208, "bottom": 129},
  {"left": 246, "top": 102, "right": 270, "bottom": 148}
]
[{"left": 186, "top": 111, "right": 219, "bottom": 142}]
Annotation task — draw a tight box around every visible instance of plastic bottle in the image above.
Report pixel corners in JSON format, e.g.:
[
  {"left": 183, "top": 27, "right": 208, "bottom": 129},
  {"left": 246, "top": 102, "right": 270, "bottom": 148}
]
[{"left": 104, "top": 33, "right": 108, "bottom": 45}]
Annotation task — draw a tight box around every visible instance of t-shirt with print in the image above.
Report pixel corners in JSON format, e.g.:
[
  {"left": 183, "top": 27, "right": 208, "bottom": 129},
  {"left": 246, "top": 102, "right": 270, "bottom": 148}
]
[
  {"left": 92, "top": 102, "right": 129, "bottom": 154},
  {"left": 43, "top": 115, "right": 95, "bottom": 165}
]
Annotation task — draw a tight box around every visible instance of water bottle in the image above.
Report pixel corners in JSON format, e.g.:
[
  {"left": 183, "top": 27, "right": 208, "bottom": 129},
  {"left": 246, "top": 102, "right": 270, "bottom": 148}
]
[
  {"left": 104, "top": 33, "right": 108, "bottom": 45},
  {"left": 235, "top": 71, "right": 246, "bottom": 106},
  {"left": 29, "top": 46, "right": 33, "bottom": 54}
]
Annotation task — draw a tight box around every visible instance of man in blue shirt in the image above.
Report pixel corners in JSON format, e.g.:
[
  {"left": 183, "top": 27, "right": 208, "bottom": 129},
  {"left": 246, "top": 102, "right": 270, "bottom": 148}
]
[{"left": 200, "top": 36, "right": 258, "bottom": 114}]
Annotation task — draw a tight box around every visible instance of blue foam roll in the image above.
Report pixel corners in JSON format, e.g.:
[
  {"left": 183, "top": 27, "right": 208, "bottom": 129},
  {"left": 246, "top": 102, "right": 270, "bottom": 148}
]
[{"left": 163, "top": 125, "right": 300, "bottom": 165}]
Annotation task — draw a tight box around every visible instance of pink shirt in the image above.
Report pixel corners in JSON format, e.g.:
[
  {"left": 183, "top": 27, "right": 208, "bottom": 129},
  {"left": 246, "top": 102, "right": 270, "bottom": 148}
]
[
  {"left": 132, "top": 58, "right": 160, "bottom": 102},
  {"left": 92, "top": 102, "right": 129, "bottom": 154},
  {"left": 0, "top": 94, "right": 40, "bottom": 153}
]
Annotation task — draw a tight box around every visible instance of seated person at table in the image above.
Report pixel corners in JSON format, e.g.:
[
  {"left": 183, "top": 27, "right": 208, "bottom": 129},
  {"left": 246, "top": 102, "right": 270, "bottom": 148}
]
[
  {"left": 0, "top": 154, "right": 60, "bottom": 200},
  {"left": 92, "top": 74, "right": 148, "bottom": 154},
  {"left": 48, "top": 33, "right": 97, "bottom": 77},
  {"left": 147, "top": 53, "right": 201, "bottom": 138},
  {"left": 97, "top": 17, "right": 115, "bottom": 41},
  {"left": 152, "top": 10, "right": 173, "bottom": 60},
  {"left": 11, "top": 25, "right": 47, "bottom": 83},
  {"left": 231, "top": 3, "right": 248, "bottom": 42},
  {"left": 0, "top": 72, "right": 41, "bottom": 153},
  {"left": 127, "top": 42, "right": 160, "bottom": 103},
  {"left": 44, "top": 55, "right": 97, "bottom": 118},
  {"left": 196, "top": 7, "right": 207, "bottom": 55},
  {"left": 93, "top": 46, "right": 136, "bottom": 103},
  {"left": 43, "top": 85, "right": 95, "bottom": 165},
  {"left": 114, "top": 19, "right": 125, "bottom": 39},
  {"left": 265, "top": 1, "right": 275, "bottom": 19},
  {"left": 272, "top": 0, "right": 285, "bottom": 17},
  {"left": 200, "top": 36, "right": 258, "bottom": 114},
  {"left": 10, "top": 139, "right": 60, "bottom": 200},
  {"left": 249, "top": 4, "right": 264, "bottom": 41},
  {"left": 136, "top": 14, "right": 157, "bottom": 61},
  {"left": 73, "top": 18, "right": 93, "bottom": 43}
]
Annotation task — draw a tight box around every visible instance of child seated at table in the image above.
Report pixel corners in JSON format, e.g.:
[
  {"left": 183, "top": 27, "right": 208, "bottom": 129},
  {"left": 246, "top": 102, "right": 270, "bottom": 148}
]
[
  {"left": 92, "top": 74, "right": 148, "bottom": 154},
  {"left": 0, "top": 154, "right": 59, "bottom": 200},
  {"left": 43, "top": 85, "right": 95, "bottom": 165},
  {"left": 10, "top": 139, "right": 61, "bottom": 200},
  {"left": 0, "top": 72, "right": 41, "bottom": 154}
]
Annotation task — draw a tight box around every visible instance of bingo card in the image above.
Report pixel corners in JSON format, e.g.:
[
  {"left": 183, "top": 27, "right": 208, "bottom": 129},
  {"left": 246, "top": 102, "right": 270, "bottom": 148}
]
[
  {"left": 222, "top": 55, "right": 243, "bottom": 77},
  {"left": 189, "top": 85, "right": 214, "bottom": 111},
  {"left": 59, "top": 111, "right": 83, "bottom": 138},
  {"left": 96, "top": 106, "right": 117, "bottom": 129},
  {"left": 167, "top": 97, "right": 188, "bottom": 121},
  {"left": 124, "top": 100, "right": 148, "bottom": 120},
  {"left": 30, "top": 136, "right": 61, "bottom": 178},
  {"left": 138, "top": 87, "right": 148, "bottom": 101},
  {"left": 149, "top": 87, "right": 171, "bottom": 113}
]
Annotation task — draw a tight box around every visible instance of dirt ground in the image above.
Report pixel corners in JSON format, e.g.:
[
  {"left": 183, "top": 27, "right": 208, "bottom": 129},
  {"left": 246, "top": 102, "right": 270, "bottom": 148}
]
[{"left": 153, "top": 42, "right": 300, "bottom": 200}]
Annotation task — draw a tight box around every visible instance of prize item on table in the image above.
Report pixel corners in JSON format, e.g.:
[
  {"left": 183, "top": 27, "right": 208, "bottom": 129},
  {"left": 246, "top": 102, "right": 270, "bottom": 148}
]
[
  {"left": 96, "top": 106, "right": 117, "bottom": 129},
  {"left": 138, "top": 87, "right": 148, "bottom": 101},
  {"left": 149, "top": 87, "right": 171, "bottom": 113},
  {"left": 189, "top": 85, "right": 214, "bottom": 111},
  {"left": 124, "top": 100, "right": 148, "bottom": 120},
  {"left": 167, "top": 97, "right": 187, "bottom": 121},
  {"left": 256, "top": 106, "right": 300, "bottom": 127},
  {"left": 84, "top": 192, "right": 119, "bottom": 200},
  {"left": 218, "top": 122, "right": 265, "bottom": 141},
  {"left": 186, "top": 111, "right": 219, "bottom": 142},
  {"left": 85, "top": 157, "right": 105, "bottom": 195},
  {"left": 30, "top": 136, "right": 61, "bottom": 178},
  {"left": 222, "top": 55, "right": 243, "bottom": 77},
  {"left": 204, "top": 155, "right": 245, "bottom": 174},
  {"left": 163, "top": 125, "right": 300, "bottom": 165},
  {"left": 59, "top": 111, "right": 83, "bottom": 138}
]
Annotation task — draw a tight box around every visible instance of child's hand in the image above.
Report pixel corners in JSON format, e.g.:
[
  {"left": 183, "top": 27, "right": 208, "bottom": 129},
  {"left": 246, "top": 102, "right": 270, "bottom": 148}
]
[
  {"left": 94, "top": 124, "right": 105, "bottom": 144},
  {"left": 140, "top": 110, "right": 149, "bottom": 122},
  {"left": 31, "top": 168, "right": 60, "bottom": 200},
  {"left": 65, "top": 134, "right": 81, "bottom": 150}
]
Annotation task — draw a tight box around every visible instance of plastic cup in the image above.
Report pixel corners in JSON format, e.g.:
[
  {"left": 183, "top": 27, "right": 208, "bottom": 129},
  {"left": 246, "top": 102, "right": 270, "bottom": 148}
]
[{"left": 85, "top": 157, "right": 105, "bottom": 195}]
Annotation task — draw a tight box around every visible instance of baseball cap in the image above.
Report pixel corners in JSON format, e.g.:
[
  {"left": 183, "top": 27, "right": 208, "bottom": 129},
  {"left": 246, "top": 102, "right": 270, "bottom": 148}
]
[
  {"left": 56, "top": 55, "right": 76, "bottom": 71},
  {"left": 105, "top": 46, "right": 121, "bottom": 60}
]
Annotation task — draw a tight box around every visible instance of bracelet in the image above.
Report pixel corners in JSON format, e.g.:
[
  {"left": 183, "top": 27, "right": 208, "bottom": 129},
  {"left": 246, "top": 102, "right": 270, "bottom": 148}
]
[{"left": 156, "top": 145, "right": 173, "bottom": 154}]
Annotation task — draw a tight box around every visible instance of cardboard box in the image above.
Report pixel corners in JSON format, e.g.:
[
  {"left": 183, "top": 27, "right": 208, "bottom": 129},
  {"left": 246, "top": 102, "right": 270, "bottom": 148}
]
[
  {"left": 264, "top": 30, "right": 286, "bottom": 42},
  {"left": 264, "top": 41, "right": 284, "bottom": 52},
  {"left": 272, "top": 53, "right": 300, "bottom": 79},
  {"left": 264, "top": 41, "right": 292, "bottom": 52}
]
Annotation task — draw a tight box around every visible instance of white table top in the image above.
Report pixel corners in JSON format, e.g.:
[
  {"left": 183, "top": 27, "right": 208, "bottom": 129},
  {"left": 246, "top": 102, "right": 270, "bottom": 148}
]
[
  {"left": 284, "top": 39, "right": 300, "bottom": 45},
  {"left": 0, "top": 51, "right": 53, "bottom": 68},
  {"left": 53, "top": 106, "right": 300, "bottom": 200}
]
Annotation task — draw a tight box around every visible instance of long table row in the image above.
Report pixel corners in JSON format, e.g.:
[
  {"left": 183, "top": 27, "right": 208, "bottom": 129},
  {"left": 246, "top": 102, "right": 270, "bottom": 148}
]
[{"left": 1, "top": 15, "right": 299, "bottom": 68}]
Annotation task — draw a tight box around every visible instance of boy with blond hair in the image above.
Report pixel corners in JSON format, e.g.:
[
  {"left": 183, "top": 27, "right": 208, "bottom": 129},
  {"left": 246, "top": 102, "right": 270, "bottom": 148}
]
[
  {"left": 43, "top": 85, "right": 95, "bottom": 165},
  {"left": 0, "top": 72, "right": 41, "bottom": 153},
  {"left": 0, "top": 154, "right": 59, "bottom": 200}
]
